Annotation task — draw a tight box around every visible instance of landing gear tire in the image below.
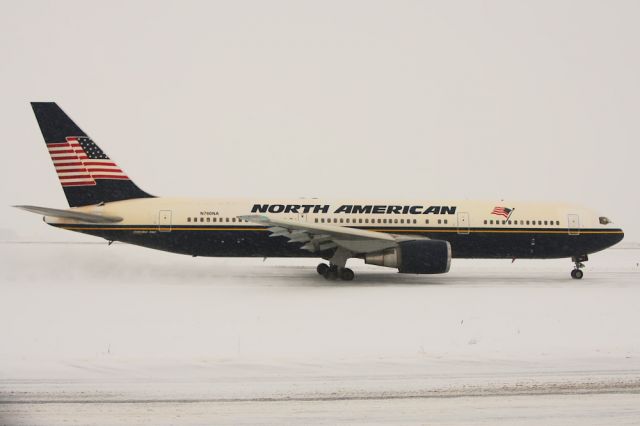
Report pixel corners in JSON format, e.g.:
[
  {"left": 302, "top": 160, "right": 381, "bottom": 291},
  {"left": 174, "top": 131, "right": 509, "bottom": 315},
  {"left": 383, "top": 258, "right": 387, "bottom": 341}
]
[
  {"left": 317, "top": 263, "right": 329, "bottom": 276},
  {"left": 340, "top": 268, "right": 355, "bottom": 281},
  {"left": 323, "top": 265, "right": 339, "bottom": 280},
  {"left": 321, "top": 265, "right": 354, "bottom": 281},
  {"left": 570, "top": 255, "right": 587, "bottom": 280}
]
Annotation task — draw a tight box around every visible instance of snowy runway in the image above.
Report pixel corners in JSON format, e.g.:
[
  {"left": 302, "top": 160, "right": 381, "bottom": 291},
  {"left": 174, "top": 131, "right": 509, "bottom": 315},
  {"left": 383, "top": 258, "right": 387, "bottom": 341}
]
[{"left": 1, "top": 243, "right": 639, "bottom": 424}]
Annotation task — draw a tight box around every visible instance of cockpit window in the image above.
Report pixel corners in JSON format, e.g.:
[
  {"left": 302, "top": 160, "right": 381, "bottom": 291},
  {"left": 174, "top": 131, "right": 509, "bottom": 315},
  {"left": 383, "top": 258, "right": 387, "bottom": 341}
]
[{"left": 599, "top": 216, "right": 611, "bottom": 225}]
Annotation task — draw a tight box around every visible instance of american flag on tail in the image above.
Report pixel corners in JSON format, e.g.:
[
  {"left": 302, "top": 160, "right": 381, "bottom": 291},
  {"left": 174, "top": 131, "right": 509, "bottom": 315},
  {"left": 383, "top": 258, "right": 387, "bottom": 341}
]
[
  {"left": 47, "top": 137, "right": 128, "bottom": 187},
  {"left": 491, "top": 206, "right": 514, "bottom": 219}
]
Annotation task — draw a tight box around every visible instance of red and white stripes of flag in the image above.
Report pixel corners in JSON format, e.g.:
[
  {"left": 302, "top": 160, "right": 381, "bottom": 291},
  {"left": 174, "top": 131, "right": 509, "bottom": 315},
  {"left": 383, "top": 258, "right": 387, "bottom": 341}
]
[
  {"left": 47, "top": 137, "right": 128, "bottom": 187},
  {"left": 491, "top": 206, "right": 514, "bottom": 219}
]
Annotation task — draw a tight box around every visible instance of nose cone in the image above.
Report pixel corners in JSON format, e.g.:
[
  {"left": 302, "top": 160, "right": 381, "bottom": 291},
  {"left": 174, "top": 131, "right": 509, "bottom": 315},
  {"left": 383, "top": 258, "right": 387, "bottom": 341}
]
[{"left": 602, "top": 228, "right": 625, "bottom": 251}]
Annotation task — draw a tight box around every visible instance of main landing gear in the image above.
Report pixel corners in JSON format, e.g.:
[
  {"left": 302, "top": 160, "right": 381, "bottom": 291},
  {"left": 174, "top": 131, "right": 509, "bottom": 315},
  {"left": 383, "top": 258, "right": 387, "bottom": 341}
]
[
  {"left": 571, "top": 254, "right": 588, "bottom": 279},
  {"left": 317, "top": 247, "right": 356, "bottom": 281},
  {"left": 316, "top": 263, "right": 355, "bottom": 281}
]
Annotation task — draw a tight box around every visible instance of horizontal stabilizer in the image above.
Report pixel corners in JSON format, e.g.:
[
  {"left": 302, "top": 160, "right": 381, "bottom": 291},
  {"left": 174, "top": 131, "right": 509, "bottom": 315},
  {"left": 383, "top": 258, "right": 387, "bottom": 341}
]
[{"left": 14, "top": 205, "right": 123, "bottom": 223}]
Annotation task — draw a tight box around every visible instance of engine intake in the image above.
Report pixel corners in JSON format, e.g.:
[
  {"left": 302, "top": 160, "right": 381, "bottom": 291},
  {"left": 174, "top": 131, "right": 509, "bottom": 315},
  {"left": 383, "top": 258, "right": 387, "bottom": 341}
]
[{"left": 364, "top": 239, "right": 451, "bottom": 274}]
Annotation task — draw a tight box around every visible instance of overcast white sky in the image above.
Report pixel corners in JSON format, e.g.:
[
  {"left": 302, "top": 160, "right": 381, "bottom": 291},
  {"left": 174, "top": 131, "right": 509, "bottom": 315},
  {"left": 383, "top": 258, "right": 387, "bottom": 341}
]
[{"left": 1, "top": 0, "right": 638, "bottom": 241}]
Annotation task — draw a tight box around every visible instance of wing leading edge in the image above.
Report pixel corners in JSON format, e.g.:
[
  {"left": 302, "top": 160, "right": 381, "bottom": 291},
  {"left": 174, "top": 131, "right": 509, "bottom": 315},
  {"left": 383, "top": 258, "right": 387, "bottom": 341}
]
[{"left": 239, "top": 214, "right": 425, "bottom": 254}]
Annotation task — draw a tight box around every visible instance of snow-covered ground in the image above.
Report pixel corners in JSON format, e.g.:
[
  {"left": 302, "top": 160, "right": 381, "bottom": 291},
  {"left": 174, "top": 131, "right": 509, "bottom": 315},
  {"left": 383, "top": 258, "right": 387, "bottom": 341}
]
[{"left": 1, "top": 242, "right": 639, "bottom": 425}]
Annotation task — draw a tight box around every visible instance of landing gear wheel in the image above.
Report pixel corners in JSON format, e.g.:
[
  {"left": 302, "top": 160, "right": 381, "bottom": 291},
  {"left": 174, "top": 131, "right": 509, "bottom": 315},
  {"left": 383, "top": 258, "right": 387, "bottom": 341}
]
[
  {"left": 570, "top": 255, "right": 587, "bottom": 280},
  {"left": 323, "top": 265, "right": 339, "bottom": 280},
  {"left": 340, "top": 268, "right": 355, "bottom": 281},
  {"left": 317, "top": 263, "right": 329, "bottom": 276}
]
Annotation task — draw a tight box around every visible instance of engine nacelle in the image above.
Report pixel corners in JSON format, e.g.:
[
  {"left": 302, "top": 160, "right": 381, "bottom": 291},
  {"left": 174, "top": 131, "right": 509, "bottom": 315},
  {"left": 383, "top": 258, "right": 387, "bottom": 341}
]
[{"left": 364, "top": 239, "right": 451, "bottom": 274}]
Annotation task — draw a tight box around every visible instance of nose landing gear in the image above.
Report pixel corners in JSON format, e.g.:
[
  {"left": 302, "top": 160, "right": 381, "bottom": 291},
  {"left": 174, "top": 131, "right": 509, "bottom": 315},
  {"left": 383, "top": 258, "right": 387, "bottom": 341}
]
[{"left": 570, "top": 254, "right": 588, "bottom": 279}]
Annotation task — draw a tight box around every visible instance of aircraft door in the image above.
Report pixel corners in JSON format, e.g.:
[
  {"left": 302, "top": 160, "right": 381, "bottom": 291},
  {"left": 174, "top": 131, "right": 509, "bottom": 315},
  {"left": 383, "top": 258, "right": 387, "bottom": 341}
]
[
  {"left": 457, "top": 212, "right": 470, "bottom": 235},
  {"left": 568, "top": 214, "right": 580, "bottom": 236},
  {"left": 158, "top": 210, "right": 172, "bottom": 232}
]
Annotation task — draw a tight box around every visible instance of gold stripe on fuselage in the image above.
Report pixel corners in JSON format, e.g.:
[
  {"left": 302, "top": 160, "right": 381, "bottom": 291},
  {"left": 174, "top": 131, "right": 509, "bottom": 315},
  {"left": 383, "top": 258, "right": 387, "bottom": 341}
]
[{"left": 56, "top": 225, "right": 623, "bottom": 235}]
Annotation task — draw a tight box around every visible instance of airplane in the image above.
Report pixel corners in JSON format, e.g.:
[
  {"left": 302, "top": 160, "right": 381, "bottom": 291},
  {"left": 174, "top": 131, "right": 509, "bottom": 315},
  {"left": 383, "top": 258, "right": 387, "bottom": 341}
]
[{"left": 16, "top": 102, "right": 624, "bottom": 281}]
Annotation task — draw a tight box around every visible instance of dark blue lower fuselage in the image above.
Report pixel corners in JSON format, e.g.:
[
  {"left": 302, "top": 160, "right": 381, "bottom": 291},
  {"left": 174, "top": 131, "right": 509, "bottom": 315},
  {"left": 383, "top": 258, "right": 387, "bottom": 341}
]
[{"left": 52, "top": 224, "right": 624, "bottom": 259}]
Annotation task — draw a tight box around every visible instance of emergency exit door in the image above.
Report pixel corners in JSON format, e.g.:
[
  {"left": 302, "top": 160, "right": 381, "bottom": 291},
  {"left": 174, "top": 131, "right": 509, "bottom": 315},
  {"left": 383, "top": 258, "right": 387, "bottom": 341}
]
[
  {"left": 457, "top": 212, "right": 470, "bottom": 235},
  {"left": 568, "top": 214, "right": 580, "bottom": 236},
  {"left": 158, "top": 210, "right": 172, "bottom": 232}
]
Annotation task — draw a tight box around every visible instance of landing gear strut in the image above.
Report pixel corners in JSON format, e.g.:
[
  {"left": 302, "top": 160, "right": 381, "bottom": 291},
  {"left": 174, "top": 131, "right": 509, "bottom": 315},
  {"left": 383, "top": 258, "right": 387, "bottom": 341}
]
[
  {"left": 571, "top": 254, "right": 588, "bottom": 279},
  {"left": 316, "top": 263, "right": 355, "bottom": 281}
]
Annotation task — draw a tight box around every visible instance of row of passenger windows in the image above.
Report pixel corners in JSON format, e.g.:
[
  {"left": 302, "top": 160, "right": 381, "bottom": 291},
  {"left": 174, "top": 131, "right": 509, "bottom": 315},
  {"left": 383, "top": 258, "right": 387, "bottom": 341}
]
[
  {"left": 187, "top": 216, "right": 450, "bottom": 225},
  {"left": 314, "top": 218, "right": 449, "bottom": 225},
  {"left": 187, "top": 217, "right": 247, "bottom": 223},
  {"left": 186, "top": 216, "right": 560, "bottom": 226},
  {"left": 484, "top": 219, "right": 560, "bottom": 226}
]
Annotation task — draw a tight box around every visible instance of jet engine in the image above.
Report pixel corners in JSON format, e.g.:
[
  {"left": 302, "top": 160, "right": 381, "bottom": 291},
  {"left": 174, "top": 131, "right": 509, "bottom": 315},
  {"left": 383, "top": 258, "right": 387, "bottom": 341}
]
[{"left": 364, "top": 239, "right": 451, "bottom": 274}]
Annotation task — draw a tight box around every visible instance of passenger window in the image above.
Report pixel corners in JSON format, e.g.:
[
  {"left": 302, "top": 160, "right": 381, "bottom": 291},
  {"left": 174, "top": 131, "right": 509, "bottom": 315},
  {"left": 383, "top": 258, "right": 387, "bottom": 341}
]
[
  {"left": 314, "top": 218, "right": 318, "bottom": 223},
  {"left": 438, "top": 219, "right": 442, "bottom": 224},
  {"left": 212, "top": 218, "right": 217, "bottom": 222},
  {"left": 538, "top": 220, "right": 542, "bottom": 225},
  {"left": 346, "top": 218, "right": 350, "bottom": 223},
  {"left": 365, "top": 219, "right": 369, "bottom": 224},
  {"left": 200, "top": 217, "right": 204, "bottom": 222},
  {"left": 339, "top": 218, "right": 343, "bottom": 223},
  {"left": 394, "top": 219, "right": 398, "bottom": 224},
  {"left": 377, "top": 219, "right": 381, "bottom": 224},
  {"left": 425, "top": 219, "right": 429, "bottom": 224},
  {"left": 413, "top": 219, "right": 416, "bottom": 224},
  {"left": 359, "top": 219, "right": 363, "bottom": 223},
  {"left": 444, "top": 219, "right": 447, "bottom": 224},
  {"left": 544, "top": 220, "right": 548, "bottom": 225},
  {"left": 334, "top": 218, "right": 337, "bottom": 223},
  {"left": 401, "top": 219, "right": 404, "bottom": 224},
  {"left": 489, "top": 220, "right": 493, "bottom": 224},
  {"left": 556, "top": 220, "right": 560, "bottom": 225},
  {"left": 206, "top": 217, "right": 210, "bottom": 222},
  {"left": 187, "top": 217, "right": 191, "bottom": 222},
  {"left": 508, "top": 220, "right": 511, "bottom": 225}
]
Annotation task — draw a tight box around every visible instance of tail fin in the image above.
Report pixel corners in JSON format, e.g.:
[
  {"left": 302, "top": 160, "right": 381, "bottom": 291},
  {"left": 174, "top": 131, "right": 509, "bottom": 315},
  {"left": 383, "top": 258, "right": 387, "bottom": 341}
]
[{"left": 31, "top": 102, "right": 153, "bottom": 207}]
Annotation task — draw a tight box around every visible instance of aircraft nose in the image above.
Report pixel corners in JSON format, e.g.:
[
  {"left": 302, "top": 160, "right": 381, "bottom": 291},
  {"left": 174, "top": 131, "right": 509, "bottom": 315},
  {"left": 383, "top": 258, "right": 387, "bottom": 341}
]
[
  {"left": 604, "top": 228, "right": 625, "bottom": 249},
  {"left": 594, "top": 229, "right": 624, "bottom": 253}
]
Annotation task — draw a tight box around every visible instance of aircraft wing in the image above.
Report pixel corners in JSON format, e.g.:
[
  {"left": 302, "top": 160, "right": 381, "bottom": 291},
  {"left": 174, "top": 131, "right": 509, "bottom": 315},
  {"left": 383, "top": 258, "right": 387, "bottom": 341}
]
[
  {"left": 239, "top": 214, "right": 425, "bottom": 254},
  {"left": 14, "top": 205, "right": 123, "bottom": 223}
]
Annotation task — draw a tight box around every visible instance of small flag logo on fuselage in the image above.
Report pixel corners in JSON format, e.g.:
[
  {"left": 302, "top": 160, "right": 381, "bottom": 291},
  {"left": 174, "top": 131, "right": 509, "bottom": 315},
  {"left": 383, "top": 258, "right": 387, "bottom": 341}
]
[{"left": 491, "top": 206, "right": 514, "bottom": 219}]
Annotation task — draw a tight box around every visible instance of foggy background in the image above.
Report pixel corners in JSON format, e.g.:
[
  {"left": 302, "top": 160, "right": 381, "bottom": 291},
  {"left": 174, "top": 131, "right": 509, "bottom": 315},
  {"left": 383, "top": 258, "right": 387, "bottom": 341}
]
[{"left": 1, "top": 0, "right": 638, "bottom": 241}]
